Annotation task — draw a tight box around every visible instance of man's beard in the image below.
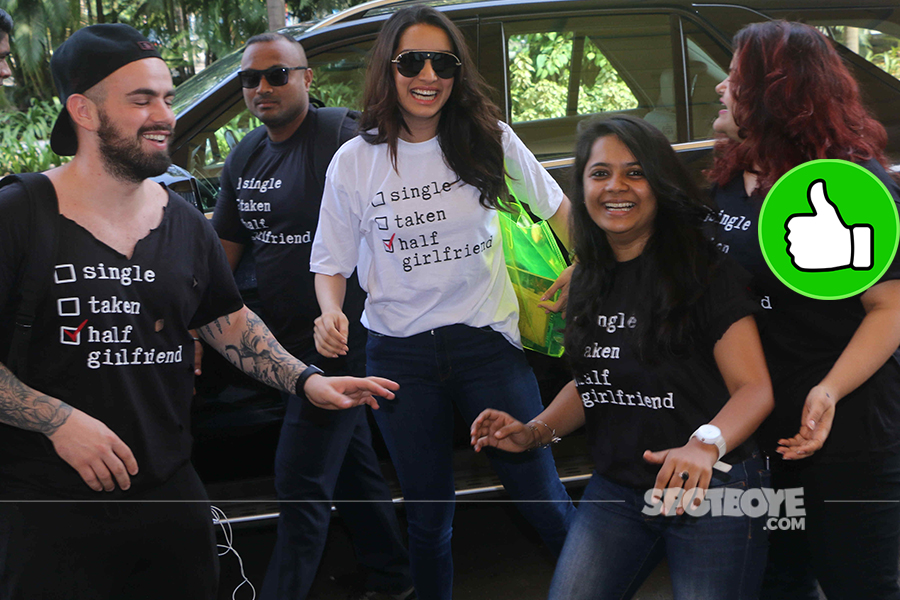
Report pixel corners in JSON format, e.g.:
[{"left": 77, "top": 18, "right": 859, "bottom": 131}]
[{"left": 97, "top": 111, "right": 172, "bottom": 184}]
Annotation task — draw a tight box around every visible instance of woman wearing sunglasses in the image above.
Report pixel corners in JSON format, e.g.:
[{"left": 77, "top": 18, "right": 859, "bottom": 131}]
[
  {"left": 708, "top": 21, "right": 900, "bottom": 599},
  {"left": 310, "top": 5, "right": 575, "bottom": 599}
]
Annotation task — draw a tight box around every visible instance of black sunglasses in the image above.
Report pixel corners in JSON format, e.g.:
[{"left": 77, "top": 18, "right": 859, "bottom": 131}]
[
  {"left": 391, "top": 51, "right": 461, "bottom": 79},
  {"left": 238, "top": 66, "right": 309, "bottom": 89}
]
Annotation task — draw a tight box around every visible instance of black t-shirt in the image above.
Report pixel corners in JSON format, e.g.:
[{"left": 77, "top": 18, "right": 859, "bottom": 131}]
[
  {"left": 711, "top": 159, "right": 900, "bottom": 460},
  {"left": 213, "top": 105, "right": 366, "bottom": 363},
  {"left": 0, "top": 181, "right": 244, "bottom": 498},
  {"left": 572, "top": 255, "right": 758, "bottom": 490}
]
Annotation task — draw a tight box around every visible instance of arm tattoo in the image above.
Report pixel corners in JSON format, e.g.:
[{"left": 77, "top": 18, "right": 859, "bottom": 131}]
[
  {"left": 0, "top": 363, "right": 72, "bottom": 434},
  {"left": 199, "top": 314, "right": 233, "bottom": 342},
  {"left": 221, "top": 311, "right": 306, "bottom": 394}
]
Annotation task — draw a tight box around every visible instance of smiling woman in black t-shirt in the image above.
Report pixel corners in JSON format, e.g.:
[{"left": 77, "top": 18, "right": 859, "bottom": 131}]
[
  {"left": 707, "top": 20, "right": 900, "bottom": 600},
  {"left": 471, "top": 115, "right": 774, "bottom": 600}
]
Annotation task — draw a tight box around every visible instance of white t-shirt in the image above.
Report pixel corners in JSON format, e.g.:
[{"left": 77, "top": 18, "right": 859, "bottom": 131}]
[{"left": 310, "top": 122, "right": 563, "bottom": 347}]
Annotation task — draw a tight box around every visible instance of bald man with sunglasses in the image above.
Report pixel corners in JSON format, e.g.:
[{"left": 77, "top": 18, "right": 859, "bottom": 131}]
[{"left": 212, "top": 33, "right": 414, "bottom": 600}]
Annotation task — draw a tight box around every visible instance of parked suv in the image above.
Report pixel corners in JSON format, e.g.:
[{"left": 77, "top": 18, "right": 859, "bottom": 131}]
[{"left": 173, "top": 0, "right": 900, "bottom": 520}]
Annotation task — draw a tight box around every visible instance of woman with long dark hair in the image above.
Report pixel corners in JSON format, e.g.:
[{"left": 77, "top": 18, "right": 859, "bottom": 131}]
[
  {"left": 709, "top": 20, "right": 900, "bottom": 599},
  {"left": 472, "top": 115, "right": 773, "bottom": 599},
  {"left": 309, "top": 6, "right": 575, "bottom": 599}
]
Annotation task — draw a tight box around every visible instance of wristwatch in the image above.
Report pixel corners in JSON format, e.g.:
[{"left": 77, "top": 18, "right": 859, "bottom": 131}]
[
  {"left": 295, "top": 365, "right": 325, "bottom": 397},
  {"left": 690, "top": 424, "right": 732, "bottom": 473}
]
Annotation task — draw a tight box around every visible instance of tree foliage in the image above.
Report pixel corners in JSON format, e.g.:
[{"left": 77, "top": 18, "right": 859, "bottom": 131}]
[
  {"left": 0, "top": 97, "right": 65, "bottom": 173},
  {"left": 2, "top": 0, "right": 270, "bottom": 109},
  {"left": 508, "top": 32, "right": 637, "bottom": 123}
]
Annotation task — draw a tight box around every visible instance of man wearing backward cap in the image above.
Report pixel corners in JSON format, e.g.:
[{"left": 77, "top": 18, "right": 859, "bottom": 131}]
[{"left": 0, "top": 24, "right": 398, "bottom": 600}]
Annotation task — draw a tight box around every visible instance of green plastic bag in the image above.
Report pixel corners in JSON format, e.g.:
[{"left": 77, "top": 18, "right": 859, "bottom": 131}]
[{"left": 498, "top": 191, "right": 567, "bottom": 357}]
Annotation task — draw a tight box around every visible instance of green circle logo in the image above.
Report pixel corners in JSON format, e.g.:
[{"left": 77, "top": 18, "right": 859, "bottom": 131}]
[{"left": 758, "top": 159, "right": 899, "bottom": 300}]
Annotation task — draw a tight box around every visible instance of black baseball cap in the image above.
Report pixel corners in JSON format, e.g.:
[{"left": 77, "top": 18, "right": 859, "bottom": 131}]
[{"left": 50, "top": 24, "right": 163, "bottom": 156}]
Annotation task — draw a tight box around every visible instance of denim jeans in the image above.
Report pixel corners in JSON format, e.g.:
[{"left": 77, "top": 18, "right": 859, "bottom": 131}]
[
  {"left": 366, "top": 324, "right": 576, "bottom": 600},
  {"left": 261, "top": 321, "right": 411, "bottom": 600},
  {"left": 549, "top": 455, "right": 769, "bottom": 600},
  {"left": 260, "top": 396, "right": 412, "bottom": 599},
  {"left": 761, "top": 452, "right": 900, "bottom": 600}
]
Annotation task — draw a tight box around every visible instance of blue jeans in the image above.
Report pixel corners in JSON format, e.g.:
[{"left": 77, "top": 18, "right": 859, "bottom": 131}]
[
  {"left": 366, "top": 324, "right": 576, "bottom": 600},
  {"left": 549, "top": 456, "right": 769, "bottom": 600},
  {"left": 261, "top": 327, "right": 411, "bottom": 600}
]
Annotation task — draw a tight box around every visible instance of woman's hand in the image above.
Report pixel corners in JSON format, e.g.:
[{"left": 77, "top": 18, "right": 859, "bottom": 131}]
[
  {"left": 470, "top": 409, "right": 536, "bottom": 453},
  {"left": 643, "top": 438, "right": 719, "bottom": 516},
  {"left": 777, "top": 384, "right": 836, "bottom": 460},
  {"left": 313, "top": 310, "right": 349, "bottom": 358},
  {"left": 538, "top": 264, "right": 573, "bottom": 316}
]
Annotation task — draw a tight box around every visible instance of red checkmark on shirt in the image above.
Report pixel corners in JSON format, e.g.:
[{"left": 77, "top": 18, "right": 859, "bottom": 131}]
[
  {"left": 384, "top": 233, "right": 395, "bottom": 252},
  {"left": 64, "top": 319, "right": 88, "bottom": 342}
]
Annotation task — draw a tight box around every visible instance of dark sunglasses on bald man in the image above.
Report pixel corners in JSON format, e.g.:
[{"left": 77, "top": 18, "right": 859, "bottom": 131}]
[
  {"left": 391, "top": 51, "right": 461, "bottom": 79},
  {"left": 239, "top": 66, "right": 308, "bottom": 89}
]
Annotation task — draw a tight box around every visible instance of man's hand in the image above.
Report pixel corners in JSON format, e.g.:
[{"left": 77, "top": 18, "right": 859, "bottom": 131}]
[
  {"left": 191, "top": 330, "right": 203, "bottom": 377},
  {"left": 314, "top": 310, "right": 349, "bottom": 358},
  {"left": 190, "top": 329, "right": 203, "bottom": 395},
  {"left": 46, "top": 408, "right": 138, "bottom": 492},
  {"left": 303, "top": 375, "right": 399, "bottom": 410}
]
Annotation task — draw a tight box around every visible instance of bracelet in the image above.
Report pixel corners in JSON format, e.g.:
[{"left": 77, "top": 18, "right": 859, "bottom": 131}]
[
  {"left": 192, "top": 337, "right": 201, "bottom": 342},
  {"left": 526, "top": 419, "right": 561, "bottom": 450},
  {"left": 294, "top": 364, "right": 324, "bottom": 397}
]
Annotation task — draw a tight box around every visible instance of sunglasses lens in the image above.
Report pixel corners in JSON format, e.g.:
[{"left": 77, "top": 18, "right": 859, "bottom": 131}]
[
  {"left": 239, "top": 68, "right": 292, "bottom": 88},
  {"left": 430, "top": 54, "right": 458, "bottom": 79},
  {"left": 396, "top": 54, "right": 425, "bottom": 78},
  {"left": 266, "top": 68, "right": 290, "bottom": 86},
  {"left": 395, "top": 52, "right": 458, "bottom": 79},
  {"left": 239, "top": 71, "right": 262, "bottom": 88}
]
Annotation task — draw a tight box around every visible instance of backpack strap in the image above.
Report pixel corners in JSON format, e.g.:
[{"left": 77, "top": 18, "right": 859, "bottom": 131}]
[
  {"left": 312, "top": 107, "right": 359, "bottom": 185},
  {"left": 0, "top": 173, "right": 60, "bottom": 379}
]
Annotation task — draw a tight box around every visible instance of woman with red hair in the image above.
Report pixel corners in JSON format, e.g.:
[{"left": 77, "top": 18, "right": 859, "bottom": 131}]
[{"left": 709, "top": 20, "right": 900, "bottom": 599}]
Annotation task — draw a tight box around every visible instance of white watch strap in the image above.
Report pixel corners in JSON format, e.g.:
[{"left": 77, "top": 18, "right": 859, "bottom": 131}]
[{"left": 689, "top": 429, "right": 731, "bottom": 473}]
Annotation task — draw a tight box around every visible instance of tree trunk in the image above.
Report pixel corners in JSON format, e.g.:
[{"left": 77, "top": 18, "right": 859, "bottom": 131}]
[
  {"left": 267, "top": 0, "right": 286, "bottom": 31},
  {"left": 95, "top": 0, "right": 104, "bottom": 23},
  {"left": 844, "top": 27, "right": 860, "bottom": 54},
  {"left": 177, "top": 3, "right": 196, "bottom": 78}
]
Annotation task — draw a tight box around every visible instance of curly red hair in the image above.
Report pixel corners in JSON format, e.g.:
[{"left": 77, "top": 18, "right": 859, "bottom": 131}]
[{"left": 707, "top": 20, "right": 889, "bottom": 196}]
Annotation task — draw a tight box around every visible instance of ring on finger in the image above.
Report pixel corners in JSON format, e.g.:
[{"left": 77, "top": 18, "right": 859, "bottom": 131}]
[{"left": 680, "top": 470, "right": 689, "bottom": 482}]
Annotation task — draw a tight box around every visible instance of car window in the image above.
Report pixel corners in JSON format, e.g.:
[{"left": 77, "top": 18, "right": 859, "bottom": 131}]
[
  {"left": 181, "top": 101, "right": 258, "bottom": 210},
  {"left": 308, "top": 39, "right": 373, "bottom": 111},
  {"left": 505, "top": 13, "right": 690, "bottom": 159},
  {"left": 816, "top": 24, "right": 900, "bottom": 83},
  {"left": 682, "top": 20, "right": 732, "bottom": 141}
]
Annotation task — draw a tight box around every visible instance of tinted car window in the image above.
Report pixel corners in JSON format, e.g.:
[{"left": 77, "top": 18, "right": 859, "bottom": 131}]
[
  {"left": 683, "top": 21, "right": 732, "bottom": 141},
  {"left": 505, "top": 14, "right": 677, "bottom": 158},
  {"left": 309, "top": 39, "right": 373, "bottom": 110}
]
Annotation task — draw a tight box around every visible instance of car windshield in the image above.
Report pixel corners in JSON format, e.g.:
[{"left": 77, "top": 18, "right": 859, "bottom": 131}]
[{"left": 172, "top": 50, "right": 243, "bottom": 116}]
